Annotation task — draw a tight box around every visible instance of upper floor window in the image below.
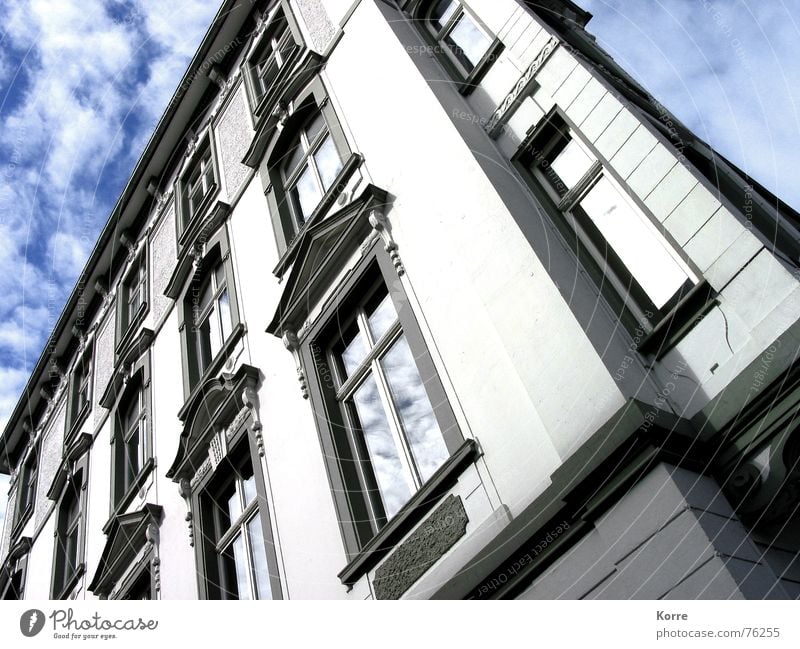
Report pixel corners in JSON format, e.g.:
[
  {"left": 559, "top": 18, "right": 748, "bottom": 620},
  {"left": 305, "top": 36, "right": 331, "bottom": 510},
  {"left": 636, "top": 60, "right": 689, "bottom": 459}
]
[
  {"left": 52, "top": 472, "right": 85, "bottom": 599},
  {"left": 519, "top": 113, "right": 698, "bottom": 330},
  {"left": 112, "top": 379, "right": 151, "bottom": 510},
  {"left": 281, "top": 110, "right": 344, "bottom": 231},
  {"left": 418, "top": 0, "right": 500, "bottom": 90},
  {"left": 177, "top": 137, "right": 219, "bottom": 238},
  {"left": 117, "top": 252, "right": 148, "bottom": 346},
  {"left": 66, "top": 346, "right": 93, "bottom": 442},
  {"left": 200, "top": 450, "right": 276, "bottom": 599},
  {"left": 13, "top": 446, "right": 38, "bottom": 531},
  {"left": 192, "top": 259, "right": 233, "bottom": 381}
]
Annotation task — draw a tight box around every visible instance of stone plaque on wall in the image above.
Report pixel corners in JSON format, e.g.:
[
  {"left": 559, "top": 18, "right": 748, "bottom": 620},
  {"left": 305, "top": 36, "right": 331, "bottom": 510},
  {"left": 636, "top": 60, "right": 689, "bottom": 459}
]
[{"left": 373, "top": 495, "right": 468, "bottom": 600}]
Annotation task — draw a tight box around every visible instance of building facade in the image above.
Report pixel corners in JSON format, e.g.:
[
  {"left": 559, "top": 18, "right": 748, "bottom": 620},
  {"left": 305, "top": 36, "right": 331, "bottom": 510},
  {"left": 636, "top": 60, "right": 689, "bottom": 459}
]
[{"left": 2, "top": 0, "right": 800, "bottom": 600}]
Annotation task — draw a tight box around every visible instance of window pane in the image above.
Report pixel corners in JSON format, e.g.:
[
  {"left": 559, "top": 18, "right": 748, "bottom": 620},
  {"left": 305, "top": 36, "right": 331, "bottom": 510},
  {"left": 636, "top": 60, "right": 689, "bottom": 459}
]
[
  {"left": 241, "top": 471, "right": 257, "bottom": 507},
  {"left": 247, "top": 516, "right": 273, "bottom": 600},
  {"left": 445, "top": 13, "right": 491, "bottom": 70},
  {"left": 218, "top": 289, "right": 232, "bottom": 343},
  {"left": 336, "top": 321, "right": 368, "bottom": 380},
  {"left": 305, "top": 111, "right": 327, "bottom": 144},
  {"left": 366, "top": 291, "right": 398, "bottom": 342},
  {"left": 313, "top": 136, "right": 342, "bottom": 191},
  {"left": 196, "top": 317, "right": 213, "bottom": 374},
  {"left": 208, "top": 305, "right": 222, "bottom": 358},
  {"left": 579, "top": 176, "right": 690, "bottom": 309},
  {"left": 550, "top": 139, "right": 595, "bottom": 191},
  {"left": 231, "top": 534, "right": 252, "bottom": 600},
  {"left": 430, "top": 0, "right": 458, "bottom": 30},
  {"left": 292, "top": 165, "right": 323, "bottom": 221},
  {"left": 381, "top": 336, "right": 448, "bottom": 483},
  {"left": 227, "top": 485, "right": 242, "bottom": 524},
  {"left": 283, "top": 143, "right": 305, "bottom": 178},
  {"left": 350, "top": 374, "right": 413, "bottom": 519},
  {"left": 65, "top": 529, "right": 78, "bottom": 579},
  {"left": 125, "top": 428, "right": 140, "bottom": 487}
]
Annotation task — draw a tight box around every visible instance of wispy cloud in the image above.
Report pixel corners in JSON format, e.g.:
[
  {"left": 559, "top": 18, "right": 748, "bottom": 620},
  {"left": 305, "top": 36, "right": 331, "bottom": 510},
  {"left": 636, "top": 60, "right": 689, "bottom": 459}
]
[
  {"left": 581, "top": 0, "right": 800, "bottom": 210},
  {"left": 0, "top": 0, "right": 219, "bottom": 445}
]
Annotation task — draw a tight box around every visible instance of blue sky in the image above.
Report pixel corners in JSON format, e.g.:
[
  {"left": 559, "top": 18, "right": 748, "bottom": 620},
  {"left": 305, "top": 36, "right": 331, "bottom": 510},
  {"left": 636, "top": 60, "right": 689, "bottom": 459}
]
[{"left": 0, "top": 0, "right": 798, "bottom": 528}]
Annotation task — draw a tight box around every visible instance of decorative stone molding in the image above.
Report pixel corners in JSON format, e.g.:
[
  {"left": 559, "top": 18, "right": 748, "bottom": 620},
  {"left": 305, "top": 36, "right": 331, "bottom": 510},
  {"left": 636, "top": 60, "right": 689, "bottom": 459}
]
[
  {"left": 242, "top": 386, "right": 265, "bottom": 457},
  {"left": 119, "top": 230, "right": 137, "bottom": 262},
  {"left": 208, "top": 428, "right": 227, "bottom": 470},
  {"left": 373, "top": 495, "right": 469, "bottom": 600},
  {"left": 208, "top": 64, "right": 227, "bottom": 90},
  {"left": 273, "top": 100, "right": 289, "bottom": 131},
  {"left": 282, "top": 331, "right": 309, "bottom": 399},
  {"left": 179, "top": 479, "right": 195, "bottom": 547},
  {"left": 145, "top": 523, "right": 161, "bottom": 596},
  {"left": 368, "top": 209, "right": 404, "bottom": 276},
  {"left": 484, "top": 36, "right": 559, "bottom": 138}
]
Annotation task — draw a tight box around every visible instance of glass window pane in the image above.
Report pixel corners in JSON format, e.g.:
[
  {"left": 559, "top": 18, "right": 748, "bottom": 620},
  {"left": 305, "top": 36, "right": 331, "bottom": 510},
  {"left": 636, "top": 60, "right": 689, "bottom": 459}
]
[
  {"left": 430, "top": 0, "right": 458, "bottom": 30},
  {"left": 579, "top": 176, "right": 690, "bottom": 309},
  {"left": 350, "top": 374, "right": 414, "bottom": 519},
  {"left": 232, "top": 534, "right": 252, "bottom": 600},
  {"left": 218, "top": 289, "right": 232, "bottom": 343},
  {"left": 313, "top": 136, "right": 342, "bottom": 191},
  {"left": 283, "top": 143, "right": 305, "bottom": 178},
  {"left": 550, "top": 139, "right": 595, "bottom": 191},
  {"left": 208, "top": 305, "right": 222, "bottom": 358},
  {"left": 292, "top": 165, "right": 323, "bottom": 221},
  {"left": 366, "top": 291, "right": 398, "bottom": 342},
  {"left": 247, "top": 516, "right": 273, "bottom": 600},
  {"left": 336, "top": 322, "right": 368, "bottom": 380},
  {"left": 198, "top": 278, "right": 214, "bottom": 312},
  {"left": 196, "top": 317, "right": 213, "bottom": 374},
  {"left": 381, "top": 336, "right": 448, "bottom": 483},
  {"left": 227, "top": 487, "right": 242, "bottom": 524},
  {"left": 445, "top": 13, "right": 491, "bottom": 70},
  {"left": 242, "top": 472, "right": 257, "bottom": 507},
  {"left": 125, "top": 429, "right": 140, "bottom": 485},
  {"left": 305, "top": 111, "right": 327, "bottom": 144}
]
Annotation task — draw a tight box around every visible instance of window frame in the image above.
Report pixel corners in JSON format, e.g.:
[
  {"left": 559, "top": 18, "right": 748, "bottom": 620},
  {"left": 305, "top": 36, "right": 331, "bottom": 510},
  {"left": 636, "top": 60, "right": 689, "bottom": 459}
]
[
  {"left": 514, "top": 110, "right": 702, "bottom": 337},
  {"left": 414, "top": 0, "right": 503, "bottom": 94},
  {"left": 51, "top": 465, "right": 88, "bottom": 600},
  {"left": 243, "top": 1, "right": 305, "bottom": 119},
  {"left": 263, "top": 78, "right": 356, "bottom": 264},
  {"left": 109, "top": 355, "right": 154, "bottom": 514},
  {"left": 176, "top": 226, "right": 243, "bottom": 400},
  {"left": 175, "top": 133, "right": 221, "bottom": 246},
  {"left": 65, "top": 344, "right": 93, "bottom": 445},
  {"left": 301, "top": 242, "right": 466, "bottom": 558},
  {"left": 116, "top": 247, "right": 150, "bottom": 352},
  {"left": 11, "top": 443, "right": 39, "bottom": 535},
  {"left": 193, "top": 432, "right": 283, "bottom": 600}
]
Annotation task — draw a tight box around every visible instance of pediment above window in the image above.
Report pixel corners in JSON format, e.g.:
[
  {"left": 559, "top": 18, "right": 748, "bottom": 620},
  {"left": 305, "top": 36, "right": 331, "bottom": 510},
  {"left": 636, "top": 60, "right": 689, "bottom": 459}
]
[
  {"left": 167, "top": 363, "right": 260, "bottom": 482},
  {"left": 266, "top": 183, "right": 390, "bottom": 338},
  {"left": 88, "top": 504, "right": 163, "bottom": 598},
  {"left": 99, "top": 328, "right": 154, "bottom": 409}
]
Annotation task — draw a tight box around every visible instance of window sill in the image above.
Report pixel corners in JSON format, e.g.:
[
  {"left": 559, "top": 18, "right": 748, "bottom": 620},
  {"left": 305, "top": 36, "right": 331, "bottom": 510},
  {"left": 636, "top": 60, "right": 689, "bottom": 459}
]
[
  {"left": 637, "top": 280, "right": 717, "bottom": 359},
  {"left": 337, "top": 438, "right": 479, "bottom": 587},
  {"left": 9, "top": 504, "right": 33, "bottom": 541},
  {"left": 178, "top": 322, "right": 246, "bottom": 420},
  {"left": 105, "top": 459, "right": 156, "bottom": 533},
  {"left": 54, "top": 563, "right": 86, "bottom": 600},
  {"left": 272, "top": 152, "right": 363, "bottom": 278}
]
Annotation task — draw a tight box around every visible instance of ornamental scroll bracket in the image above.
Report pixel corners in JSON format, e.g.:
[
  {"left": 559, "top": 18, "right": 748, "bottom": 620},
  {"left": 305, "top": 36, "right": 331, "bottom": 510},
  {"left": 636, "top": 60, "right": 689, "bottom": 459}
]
[
  {"left": 145, "top": 522, "right": 161, "bottom": 596},
  {"left": 368, "top": 209, "right": 404, "bottom": 277},
  {"left": 178, "top": 478, "right": 195, "bottom": 548},
  {"left": 484, "top": 36, "right": 559, "bottom": 139},
  {"left": 242, "top": 386, "right": 265, "bottom": 457},
  {"left": 282, "top": 331, "right": 309, "bottom": 400}
]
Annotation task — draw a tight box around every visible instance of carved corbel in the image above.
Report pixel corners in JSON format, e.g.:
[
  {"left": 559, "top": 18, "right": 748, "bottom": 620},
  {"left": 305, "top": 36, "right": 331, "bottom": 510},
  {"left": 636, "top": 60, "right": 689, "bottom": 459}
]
[
  {"left": 119, "top": 230, "right": 136, "bottom": 261},
  {"left": 190, "top": 242, "right": 204, "bottom": 275},
  {"left": 273, "top": 101, "right": 289, "bottom": 131},
  {"left": 145, "top": 177, "right": 159, "bottom": 196},
  {"left": 282, "top": 331, "right": 309, "bottom": 400},
  {"left": 242, "top": 386, "right": 265, "bottom": 457},
  {"left": 71, "top": 325, "right": 87, "bottom": 353},
  {"left": 179, "top": 479, "right": 194, "bottom": 548},
  {"left": 146, "top": 523, "right": 161, "bottom": 596},
  {"left": 208, "top": 64, "right": 227, "bottom": 90},
  {"left": 369, "top": 209, "right": 404, "bottom": 276}
]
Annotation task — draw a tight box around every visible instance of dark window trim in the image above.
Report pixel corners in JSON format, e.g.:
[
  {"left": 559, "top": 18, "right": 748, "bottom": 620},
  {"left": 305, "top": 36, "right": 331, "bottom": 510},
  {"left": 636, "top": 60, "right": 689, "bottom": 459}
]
[
  {"left": 175, "top": 132, "right": 222, "bottom": 249},
  {"left": 242, "top": 0, "right": 307, "bottom": 122},
  {"left": 301, "top": 240, "right": 469, "bottom": 564},
  {"left": 50, "top": 453, "right": 90, "bottom": 600},
  {"left": 189, "top": 410, "right": 283, "bottom": 599},
  {"left": 513, "top": 107, "right": 714, "bottom": 350},
  {"left": 64, "top": 343, "right": 94, "bottom": 447},
  {"left": 10, "top": 442, "right": 39, "bottom": 538},
  {"left": 175, "top": 224, "right": 243, "bottom": 401},
  {"left": 113, "top": 550, "right": 157, "bottom": 600},
  {"left": 261, "top": 77, "right": 354, "bottom": 265},
  {"left": 115, "top": 245, "right": 150, "bottom": 356},
  {"left": 410, "top": 0, "right": 503, "bottom": 95},
  {"left": 108, "top": 352, "right": 154, "bottom": 513}
]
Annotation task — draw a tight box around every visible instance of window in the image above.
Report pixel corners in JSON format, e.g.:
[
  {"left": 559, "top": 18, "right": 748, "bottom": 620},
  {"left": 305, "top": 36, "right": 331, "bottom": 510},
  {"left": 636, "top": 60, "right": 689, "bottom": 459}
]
[
  {"left": 13, "top": 448, "right": 38, "bottom": 530},
  {"left": 306, "top": 256, "right": 465, "bottom": 551},
  {"left": 53, "top": 474, "right": 84, "bottom": 598},
  {"left": 419, "top": 0, "right": 499, "bottom": 88},
  {"left": 280, "top": 109, "right": 344, "bottom": 234},
  {"left": 112, "top": 384, "right": 147, "bottom": 508},
  {"left": 199, "top": 450, "right": 278, "bottom": 599},
  {"left": 246, "top": 7, "right": 299, "bottom": 111},
  {"left": 66, "top": 348, "right": 92, "bottom": 441},
  {"left": 119, "top": 567, "right": 153, "bottom": 600},
  {"left": 177, "top": 138, "right": 219, "bottom": 237},
  {"left": 119, "top": 256, "right": 147, "bottom": 337},
  {"left": 520, "top": 114, "right": 698, "bottom": 329},
  {"left": 191, "top": 258, "right": 233, "bottom": 382}
]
